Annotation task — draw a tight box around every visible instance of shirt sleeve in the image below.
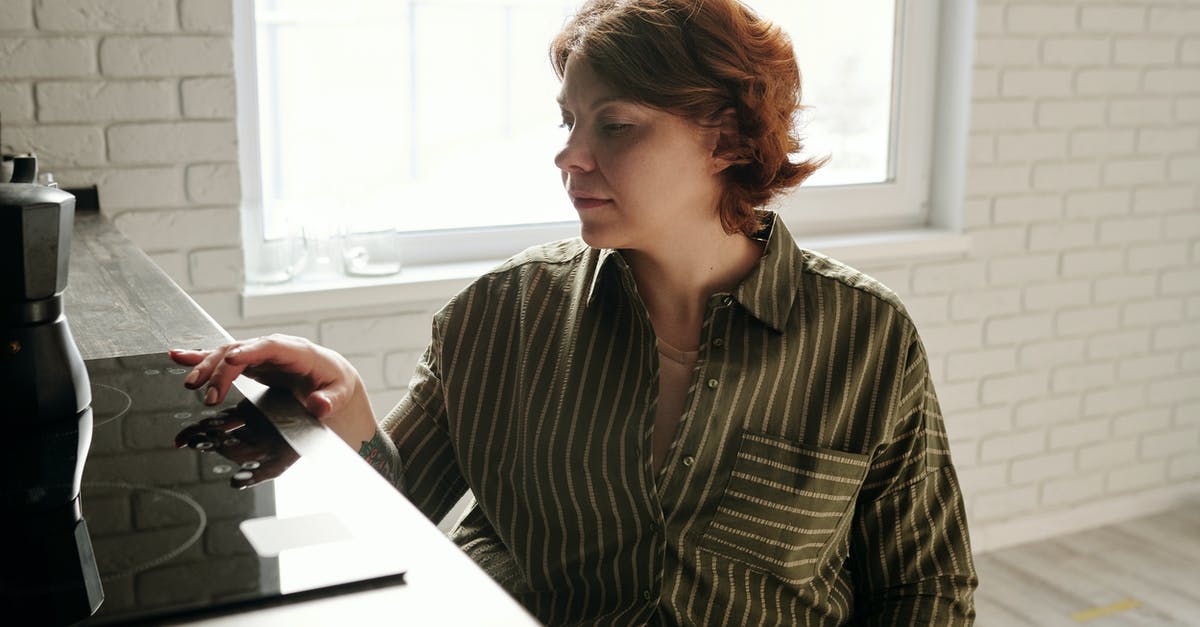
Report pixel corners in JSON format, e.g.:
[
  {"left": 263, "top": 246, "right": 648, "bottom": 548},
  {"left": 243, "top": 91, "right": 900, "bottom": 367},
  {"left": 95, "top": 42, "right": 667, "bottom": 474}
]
[
  {"left": 377, "top": 312, "right": 471, "bottom": 525},
  {"left": 849, "top": 326, "right": 978, "bottom": 625}
]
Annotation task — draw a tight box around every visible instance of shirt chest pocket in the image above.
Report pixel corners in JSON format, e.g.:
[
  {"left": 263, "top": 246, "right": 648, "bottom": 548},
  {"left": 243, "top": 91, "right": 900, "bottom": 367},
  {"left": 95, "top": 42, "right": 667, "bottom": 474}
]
[{"left": 697, "top": 430, "right": 870, "bottom": 585}]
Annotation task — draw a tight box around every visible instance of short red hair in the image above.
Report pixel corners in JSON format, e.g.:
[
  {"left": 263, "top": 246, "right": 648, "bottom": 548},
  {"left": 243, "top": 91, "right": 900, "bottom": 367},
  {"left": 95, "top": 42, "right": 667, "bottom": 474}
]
[{"left": 551, "top": 0, "right": 827, "bottom": 236}]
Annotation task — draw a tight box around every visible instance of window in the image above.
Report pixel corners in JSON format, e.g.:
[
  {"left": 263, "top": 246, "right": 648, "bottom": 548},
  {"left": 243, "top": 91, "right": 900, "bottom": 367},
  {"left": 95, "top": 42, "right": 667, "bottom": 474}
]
[{"left": 234, "top": 0, "right": 966, "bottom": 283}]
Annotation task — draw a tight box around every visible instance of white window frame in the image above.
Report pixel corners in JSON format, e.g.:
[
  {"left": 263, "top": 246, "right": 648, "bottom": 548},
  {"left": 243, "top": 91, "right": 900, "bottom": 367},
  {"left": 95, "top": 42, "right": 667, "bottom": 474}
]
[{"left": 235, "top": 0, "right": 975, "bottom": 312}]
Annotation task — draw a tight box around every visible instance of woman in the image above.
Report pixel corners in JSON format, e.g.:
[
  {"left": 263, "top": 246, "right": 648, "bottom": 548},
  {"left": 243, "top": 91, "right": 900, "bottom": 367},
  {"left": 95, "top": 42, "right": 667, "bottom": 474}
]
[{"left": 173, "top": 0, "right": 977, "bottom": 624}]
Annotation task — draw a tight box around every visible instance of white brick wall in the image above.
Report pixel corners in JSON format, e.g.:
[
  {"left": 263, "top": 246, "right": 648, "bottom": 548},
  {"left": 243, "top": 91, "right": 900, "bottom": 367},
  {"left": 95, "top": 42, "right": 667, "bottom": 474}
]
[{"left": 6, "top": 0, "right": 1198, "bottom": 550}]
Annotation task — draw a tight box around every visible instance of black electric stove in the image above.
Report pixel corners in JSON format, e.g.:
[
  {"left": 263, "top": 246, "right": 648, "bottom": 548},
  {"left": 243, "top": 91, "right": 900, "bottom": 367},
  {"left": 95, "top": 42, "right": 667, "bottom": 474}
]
[{"left": 61, "top": 352, "right": 406, "bottom": 625}]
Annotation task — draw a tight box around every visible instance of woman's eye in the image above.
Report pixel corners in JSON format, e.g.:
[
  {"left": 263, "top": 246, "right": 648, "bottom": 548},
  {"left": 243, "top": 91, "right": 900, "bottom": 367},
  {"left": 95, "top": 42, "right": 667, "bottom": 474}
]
[{"left": 603, "top": 123, "right": 632, "bottom": 135}]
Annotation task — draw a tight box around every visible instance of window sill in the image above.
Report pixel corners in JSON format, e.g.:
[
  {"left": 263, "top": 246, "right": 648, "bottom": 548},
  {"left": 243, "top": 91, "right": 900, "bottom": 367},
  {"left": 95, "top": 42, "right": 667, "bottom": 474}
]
[{"left": 240, "top": 227, "right": 969, "bottom": 319}]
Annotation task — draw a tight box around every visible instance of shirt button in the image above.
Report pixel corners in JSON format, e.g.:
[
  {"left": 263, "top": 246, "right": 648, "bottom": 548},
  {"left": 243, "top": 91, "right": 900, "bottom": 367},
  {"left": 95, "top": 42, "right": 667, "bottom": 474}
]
[
  {"left": 642, "top": 589, "right": 652, "bottom": 600},
  {"left": 649, "top": 523, "right": 658, "bottom": 534},
  {"left": 682, "top": 455, "right": 695, "bottom": 467},
  {"left": 707, "top": 378, "right": 719, "bottom": 389},
  {"left": 712, "top": 338, "right": 725, "bottom": 348},
  {"left": 722, "top": 296, "right": 733, "bottom": 306}
]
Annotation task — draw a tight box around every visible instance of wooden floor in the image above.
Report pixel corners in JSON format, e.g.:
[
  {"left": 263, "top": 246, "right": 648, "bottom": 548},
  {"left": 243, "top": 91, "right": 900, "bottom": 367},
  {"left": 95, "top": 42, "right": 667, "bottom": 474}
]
[{"left": 974, "top": 499, "right": 1200, "bottom": 625}]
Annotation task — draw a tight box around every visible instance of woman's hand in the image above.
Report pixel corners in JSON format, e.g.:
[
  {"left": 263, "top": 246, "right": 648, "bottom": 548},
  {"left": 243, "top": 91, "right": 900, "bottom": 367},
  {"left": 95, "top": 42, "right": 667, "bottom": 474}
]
[{"left": 168, "top": 335, "right": 377, "bottom": 447}]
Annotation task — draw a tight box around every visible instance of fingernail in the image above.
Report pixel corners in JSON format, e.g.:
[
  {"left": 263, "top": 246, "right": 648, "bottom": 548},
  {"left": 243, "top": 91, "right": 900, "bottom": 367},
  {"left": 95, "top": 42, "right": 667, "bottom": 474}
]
[
  {"left": 204, "top": 387, "right": 218, "bottom": 405},
  {"left": 185, "top": 370, "right": 199, "bottom": 386}
]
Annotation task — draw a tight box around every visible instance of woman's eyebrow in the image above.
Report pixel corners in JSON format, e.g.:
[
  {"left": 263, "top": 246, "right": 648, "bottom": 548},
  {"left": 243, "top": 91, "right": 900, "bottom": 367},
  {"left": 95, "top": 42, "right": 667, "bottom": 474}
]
[{"left": 556, "top": 94, "right": 632, "bottom": 110}]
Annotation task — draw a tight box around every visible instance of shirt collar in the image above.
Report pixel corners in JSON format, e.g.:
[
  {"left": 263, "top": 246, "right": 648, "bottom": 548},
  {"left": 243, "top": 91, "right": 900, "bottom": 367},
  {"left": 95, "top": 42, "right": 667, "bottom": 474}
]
[{"left": 585, "top": 211, "right": 803, "bottom": 333}]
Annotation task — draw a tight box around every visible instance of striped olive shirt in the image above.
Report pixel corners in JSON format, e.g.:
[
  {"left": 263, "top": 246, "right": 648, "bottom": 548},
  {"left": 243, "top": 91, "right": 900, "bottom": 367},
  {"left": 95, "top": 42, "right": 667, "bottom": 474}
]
[{"left": 375, "top": 212, "right": 977, "bottom": 625}]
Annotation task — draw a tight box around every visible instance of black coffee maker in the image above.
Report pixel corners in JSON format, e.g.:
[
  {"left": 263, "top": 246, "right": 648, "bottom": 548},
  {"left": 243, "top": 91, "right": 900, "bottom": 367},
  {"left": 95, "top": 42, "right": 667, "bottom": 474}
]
[{"left": 0, "top": 155, "right": 104, "bottom": 624}]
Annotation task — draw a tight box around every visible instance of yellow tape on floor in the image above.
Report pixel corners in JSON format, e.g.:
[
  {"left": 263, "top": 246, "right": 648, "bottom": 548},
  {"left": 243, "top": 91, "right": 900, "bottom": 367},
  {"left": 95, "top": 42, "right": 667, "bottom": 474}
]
[{"left": 1071, "top": 598, "right": 1143, "bottom": 622}]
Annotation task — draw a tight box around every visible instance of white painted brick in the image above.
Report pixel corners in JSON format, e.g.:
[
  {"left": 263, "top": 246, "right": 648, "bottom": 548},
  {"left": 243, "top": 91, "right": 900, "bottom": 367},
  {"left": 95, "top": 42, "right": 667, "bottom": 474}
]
[
  {"left": 986, "top": 312, "right": 1054, "bottom": 345},
  {"left": 994, "top": 194, "right": 1063, "bottom": 224},
  {"left": 1176, "top": 401, "right": 1200, "bottom": 427},
  {"left": 5, "top": 124, "right": 104, "bottom": 167},
  {"left": 1118, "top": 353, "right": 1181, "bottom": 382},
  {"left": 1076, "top": 69, "right": 1142, "bottom": 96},
  {"left": 1187, "top": 296, "right": 1200, "bottom": 319},
  {"left": 186, "top": 163, "right": 240, "bottom": 204},
  {"left": 1086, "top": 328, "right": 1151, "bottom": 360},
  {"left": 1163, "top": 213, "right": 1200, "bottom": 239},
  {"left": 1098, "top": 216, "right": 1162, "bottom": 244},
  {"left": 911, "top": 259, "right": 986, "bottom": 294},
  {"left": 180, "top": 0, "right": 232, "bottom": 33},
  {"left": 1055, "top": 305, "right": 1121, "bottom": 336},
  {"left": 0, "top": 37, "right": 94, "bottom": 78},
  {"left": 964, "top": 198, "right": 992, "bottom": 229},
  {"left": 1102, "top": 158, "right": 1167, "bottom": 187},
  {"left": 1041, "top": 473, "right": 1104, "bottom": 507},
  {"left": 957, "top": 463, "right": 1008, "bottom": 494},
  {"left": 974, "top": 37, "right": 1038, "bottom": 67},
  {"left": 1061, "top": 248, "right": 1125, "bottom": 278},
  {"left": 1122, "top": 298, "right": 1183, "bottom": 327},
  {"left": 1186, "top": 349, "right": 1200, "bottom": 374},
  {"left": 0, "top": 82, "right": 34, "bottom": 122},
  {"left": 975, "top": 5, "right": 1003, "bottom": 35},
  {"left": 1002, "top": 69, "right": 1073, "bottom": 97},
  {"left": 996, "top": 132, "right": 1067, "bottom": 162},
  {"left": 1079, "top": 438, "right": 1138, "bottom": 471},
  {"left": 344, "top": 353, "right": 385, "bottom": 392},
  {"left": 1081, "top": 6, "right": 1146, "bottom": 33},
  {"left": 966, "top": 164, "right": 1031, "bottom": 196},
  {"left": 1137, "top": 128, "right": 1200, "bottom": 156},
  {"left": 1069, "top": 129, "right": 1135, "bottom": 158},
  {"left": 1018, "top": 338, "right": 1086, "bottom": 371},
  {"left": 933, "top": 380, "right": 980, "bottom": 414},
  {"left": 1128, "top": 242, "right": 1188, "bottom": 270},
  {"left": 987, "top": 253, "right": 1058, "bottom": 286},
  {"left": 370, "top": 389, "right": 409, "bottom": 420},
  {"left": 972, "top": 101, "right": 1036, "bottom": 132},
  {"left": 1114, "top": 38, "right": 1177, "bottom": 66},
  {"left": 950, "top": 288, "right": 1022, "bottom": 321},
  {"left": 920, "top": 321, "right": 985, "bottom": 354},
  {"left": 1028, "top": 222, "right": 1095, "bottom": 251},
  {"left": 100, "top": 36, "right": 233, "bottom": 77},
  {"left": 1160, "top": 268, "right": 1198, "bottom": 296},
  {"left": 1051, "top": 362, "right": 1114, "bottom": 393},
  {"left": 1185, "top": 38, "right": 1200, "bottom": 64},
  {"left": 384, "top": 350, "right": 425, "bottom": 388},
  {"left": 1033, "top": 161, "right": 1101, "bottom": 191},
  {"left": 968, "top": 225, "right": 1026, "bottom": 256},
  {"left": 145, "top": 250, "right": 187, "bottom": 287},
  {"left": 1014, "top": 395, "right": 1081, "bottom": 429},
  {"left": 36, "top": 80, "right": 177, "bottom": 122},
  {"left": 1141, "top": 427, "right": 1200, "bottom": 459},
  {"left": 1153, "top": 322, "right": 1200, "bottom": 351},
  {"left": 189, "top": 291, "right": 239, "bottom": 326},
  {"left": 981, "top": 371, "right": 1049, "bottom": 405},
  {"left": 1167, "top": 156, "right": 1200, "bottom": 183},
  {"left": 187, "top": 247, "right": 242, "bottom": 290},
  {"left": 1145, "top": 69, "right": 1200, "bottom": 95},
  {"left": 1148, "top": 7, "right": 1200, "bottom": 34},
  {"left": 973, "top": 69, "right": 999, "bottom": 100},
  {"left": 1108, "top": 461, "right": 1167, "bottom": 492},
  {"left": 968, "top": 134, "right": 995, "bottom": 165},
  {"left": 1168, "top": 451, "right": 1200, "bottom": 481},
  {"left": 981, "top": 428, "right": 1045, "bottom": 463},
  {"left": 901, "top": 294, "right": 949, "bottom": 326},
  {"left": 1037, "top": 100, "right": 1106, "bottom": 129},
  {"left": 113, "top": 207, "right": 239, "bottom": 250},
  {"left": 950, "top": 439, "right": 977, "bottom": 468},
  {"left": 181, "top": 77, "right": 234, "bottom": 118},
  {"left": 1094, "top": 274, "right": 1156, "bottom": 304},
  {"left": 946, "top": 347, "right": 1017, "bottom": 382},
  {"left": 1064, "top": 190, "right": 1130, "bottom": 219},
  {"left": 1041, "top": 37, "right": 1110, "bottom": 66},
  {"left": 34, "top": 0, "right": 174, "bottom": 32},
  {"left": 1011, "top": 451, "right": 1075, "bottom": 484},
  {"left": 951, "top": 405, "right": 1013, "bottom": 441},
  {"left": 1049, "top": 419, "right": 1109, "bottom": 450},
  {"left": 320, "top": 312, "right": 433, "bottom": 355},
  {"left": 974, "top": 485, "right": 1039, "bottom": 521},
  {"left": 108, "top": 121, "right": 236, "bottom": 164},
  {"left": 1133, "top": 186, "right": 1195, "bottom": 214},
  {"left": 1149, "top": 375, "right": 1200, "bottom": 404},
  {"left": 1178, "top": 97, "right": 1200, "bottom": 122},
  {"left": 1007, "top": 5, "right": 1077, "bottom": 34},
  {"left": 0, "top": 0, "right": 33, "bottom": 30},
  {"left": 90, "top": 166, "right": 185, "bottom": 209},
  {"left": 223, "top": 323, "right": 317, "bottom": 342},
  {"left": 1109, "top": 98, "right": 1173, "bottom": 126}
]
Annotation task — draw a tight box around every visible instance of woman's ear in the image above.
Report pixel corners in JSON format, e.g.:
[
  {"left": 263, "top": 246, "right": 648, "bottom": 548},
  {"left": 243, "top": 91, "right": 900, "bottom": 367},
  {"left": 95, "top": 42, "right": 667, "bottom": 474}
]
[{"left": 708, "top": 107, "right": 747, "bottom": 174}]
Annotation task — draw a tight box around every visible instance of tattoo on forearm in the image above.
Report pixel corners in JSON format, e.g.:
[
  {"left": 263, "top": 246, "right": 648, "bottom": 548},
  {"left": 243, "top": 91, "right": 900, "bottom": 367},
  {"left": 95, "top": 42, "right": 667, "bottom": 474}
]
[{"left": 358, "top": 431, "right": 403, "bottom": 487}]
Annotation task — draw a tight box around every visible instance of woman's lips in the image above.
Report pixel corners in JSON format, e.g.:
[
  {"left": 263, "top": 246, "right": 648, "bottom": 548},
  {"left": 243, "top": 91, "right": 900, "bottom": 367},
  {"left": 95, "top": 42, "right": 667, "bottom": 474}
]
[{"left": 571, "top": 196, "right": 612, "bottom": 210}]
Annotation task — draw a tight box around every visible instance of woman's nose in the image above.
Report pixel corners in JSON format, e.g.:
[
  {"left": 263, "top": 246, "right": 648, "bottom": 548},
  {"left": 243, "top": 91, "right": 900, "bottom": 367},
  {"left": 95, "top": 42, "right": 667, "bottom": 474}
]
[{"left": 554, "top": 131, "right": 594, "bottom": 173}]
